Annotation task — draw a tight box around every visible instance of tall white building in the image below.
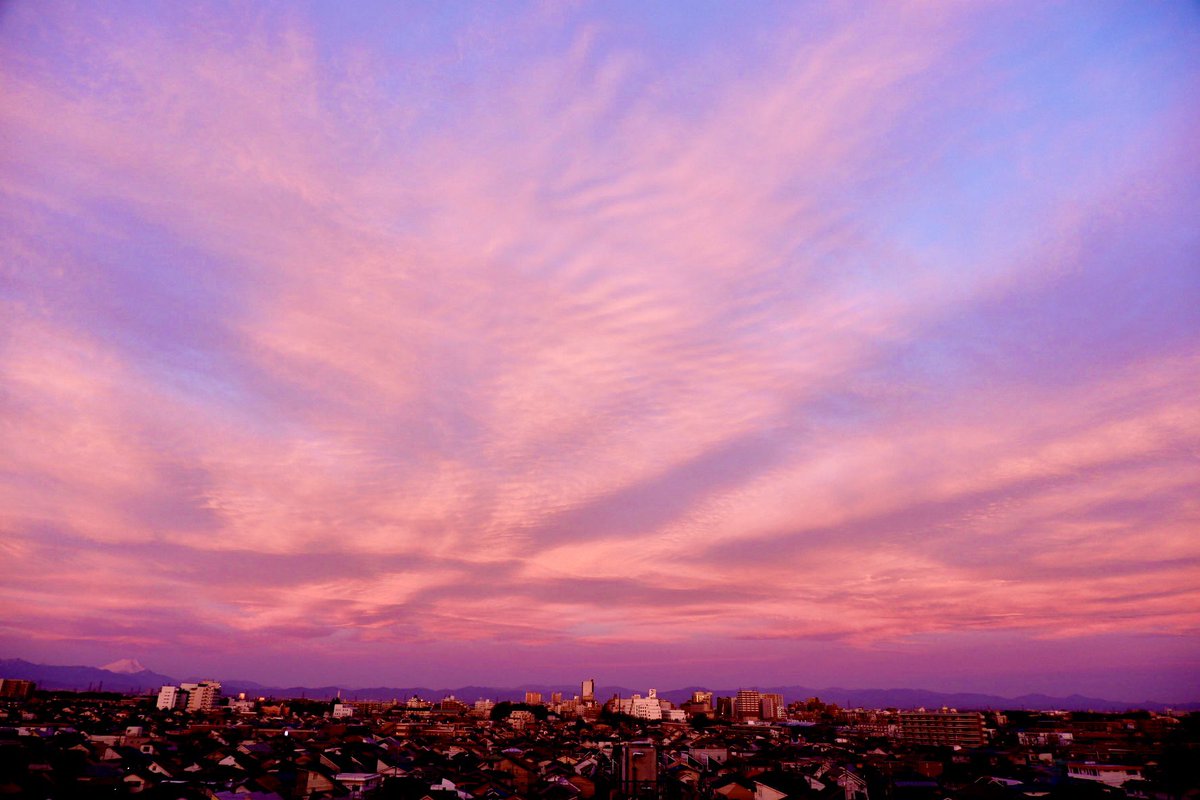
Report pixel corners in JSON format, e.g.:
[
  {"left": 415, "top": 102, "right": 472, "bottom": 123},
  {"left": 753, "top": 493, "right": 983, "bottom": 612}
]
[
  {"left": 180, "top": 680, "right": 221, "bottom": 711},
  {"left": 155, "top": 685, "right": 180, "bottom": 710}
]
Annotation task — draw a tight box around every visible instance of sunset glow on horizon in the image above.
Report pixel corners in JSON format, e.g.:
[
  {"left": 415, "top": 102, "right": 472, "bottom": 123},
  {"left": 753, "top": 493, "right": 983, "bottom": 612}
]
[{"left": 2, "top": 1, "right": 1199, "bottom": 699}]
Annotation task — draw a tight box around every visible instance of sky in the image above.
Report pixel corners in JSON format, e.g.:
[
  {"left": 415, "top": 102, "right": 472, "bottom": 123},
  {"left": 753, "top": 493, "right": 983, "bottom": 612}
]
[{"left": 1, "top": 1, "right": 1199, "bottom": 701}]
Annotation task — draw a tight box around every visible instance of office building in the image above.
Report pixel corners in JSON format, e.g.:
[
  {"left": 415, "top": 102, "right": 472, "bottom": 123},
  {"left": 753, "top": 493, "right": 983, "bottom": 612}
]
[
  {"left": 760, "top": 692, "right": 785, "bottom": 720},
  {"left": 735, "top": 689, "right": 761, "bottom": 721}
]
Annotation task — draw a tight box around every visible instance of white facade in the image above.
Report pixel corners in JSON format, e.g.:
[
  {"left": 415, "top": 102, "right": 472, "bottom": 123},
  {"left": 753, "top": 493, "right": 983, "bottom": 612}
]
[
  {"left": 630, "top": 695, "right": 662, "bottom": 720},
  {"left": 180, "top": 680, "right": 221, "bottom": 711},
  {"left": 228, "top": 698, "right": 255, "bottom": 713},
  {"left": 614, "top": 689, "right": 665, "bottom": 720},
  {"left": 155, "top": 686, "right": 179, "bottom": 710},
  {"left": 335, "top": 772, "right": 382, "bottom": 798},
  {"left": 507, "top": 709, "right": 535, "bottom": 729},
  {"left": 1018, "top": 731, "right": 1074, "bottom": 746},
  {"left": 1068, "top": 763, "right": 1143, "bottom": 787}
]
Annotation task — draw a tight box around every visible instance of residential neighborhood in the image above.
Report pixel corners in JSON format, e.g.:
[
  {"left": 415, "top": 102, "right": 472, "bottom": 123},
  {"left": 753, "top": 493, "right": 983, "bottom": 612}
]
[{"left": 1, "top": 683, "right": 1195, "bottom": 799}]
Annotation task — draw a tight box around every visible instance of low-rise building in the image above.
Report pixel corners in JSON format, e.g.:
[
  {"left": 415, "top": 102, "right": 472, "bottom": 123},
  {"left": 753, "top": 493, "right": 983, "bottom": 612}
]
[
  {"left": 1067, "top": 762, "right": 1144, "bottom": 787},
  {"left": 899, "top": 710, "right": 985, "bottom": 748},
  {"left": 0, "top": 679, "right": 36, "bottom": 699}
]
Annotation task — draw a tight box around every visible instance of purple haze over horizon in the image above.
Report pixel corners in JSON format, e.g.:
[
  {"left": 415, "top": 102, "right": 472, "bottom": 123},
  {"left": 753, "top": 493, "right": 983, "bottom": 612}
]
[{"left": 1, "top": 1, "right": 1198, "bottom": 701}]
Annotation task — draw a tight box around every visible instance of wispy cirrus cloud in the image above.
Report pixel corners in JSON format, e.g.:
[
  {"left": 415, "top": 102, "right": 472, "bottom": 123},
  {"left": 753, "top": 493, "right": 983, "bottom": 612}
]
[{"left": 1, "top": 1, "right": 1198, "bottom": 695}]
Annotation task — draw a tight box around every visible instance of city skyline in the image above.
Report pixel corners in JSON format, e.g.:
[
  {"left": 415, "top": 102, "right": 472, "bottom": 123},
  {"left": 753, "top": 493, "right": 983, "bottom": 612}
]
[
  {"left": 6, "top": 655, "right": 1198, "bottom": 711},
  {"left": 2, "top": 3, "right": 1199, "bottom": 701}
]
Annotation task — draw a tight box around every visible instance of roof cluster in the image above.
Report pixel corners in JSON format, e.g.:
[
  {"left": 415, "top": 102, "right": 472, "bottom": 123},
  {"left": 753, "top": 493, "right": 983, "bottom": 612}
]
[{"left": 1, "top": 693, "right": 1195, "bottom": 799}]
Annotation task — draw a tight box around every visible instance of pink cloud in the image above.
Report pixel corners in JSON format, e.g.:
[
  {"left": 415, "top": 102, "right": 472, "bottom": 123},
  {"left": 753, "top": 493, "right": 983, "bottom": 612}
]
[{"left": 1, "top": 1, "right": 1197, "bottom": 693}]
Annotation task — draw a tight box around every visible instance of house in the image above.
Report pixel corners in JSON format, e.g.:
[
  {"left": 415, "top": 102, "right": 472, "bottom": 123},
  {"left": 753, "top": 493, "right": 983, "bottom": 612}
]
[{"left": 336, "top": 771, "right": 383, "bottom": 797}]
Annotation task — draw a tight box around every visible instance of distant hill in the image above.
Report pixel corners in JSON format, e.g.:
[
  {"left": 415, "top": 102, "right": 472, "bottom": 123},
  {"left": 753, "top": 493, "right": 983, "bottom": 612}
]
[
  {"left": 644, "top": 685, "right": 1199, "bottom": 713},
  {"left": 0, "top": 658, "right": 176, "bottom": 693},
  {"left": 3, "top": 658, "right": 1196, "bottom": 712}
]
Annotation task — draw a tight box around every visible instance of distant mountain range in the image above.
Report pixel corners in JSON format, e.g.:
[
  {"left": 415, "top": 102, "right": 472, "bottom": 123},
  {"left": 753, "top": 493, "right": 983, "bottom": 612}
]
[
  {"left": 2, "top": 657, "right": 1196, "bottom": 712},
  {"left": 0, "top": 658, "right": 177, "bottom": 694}
]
